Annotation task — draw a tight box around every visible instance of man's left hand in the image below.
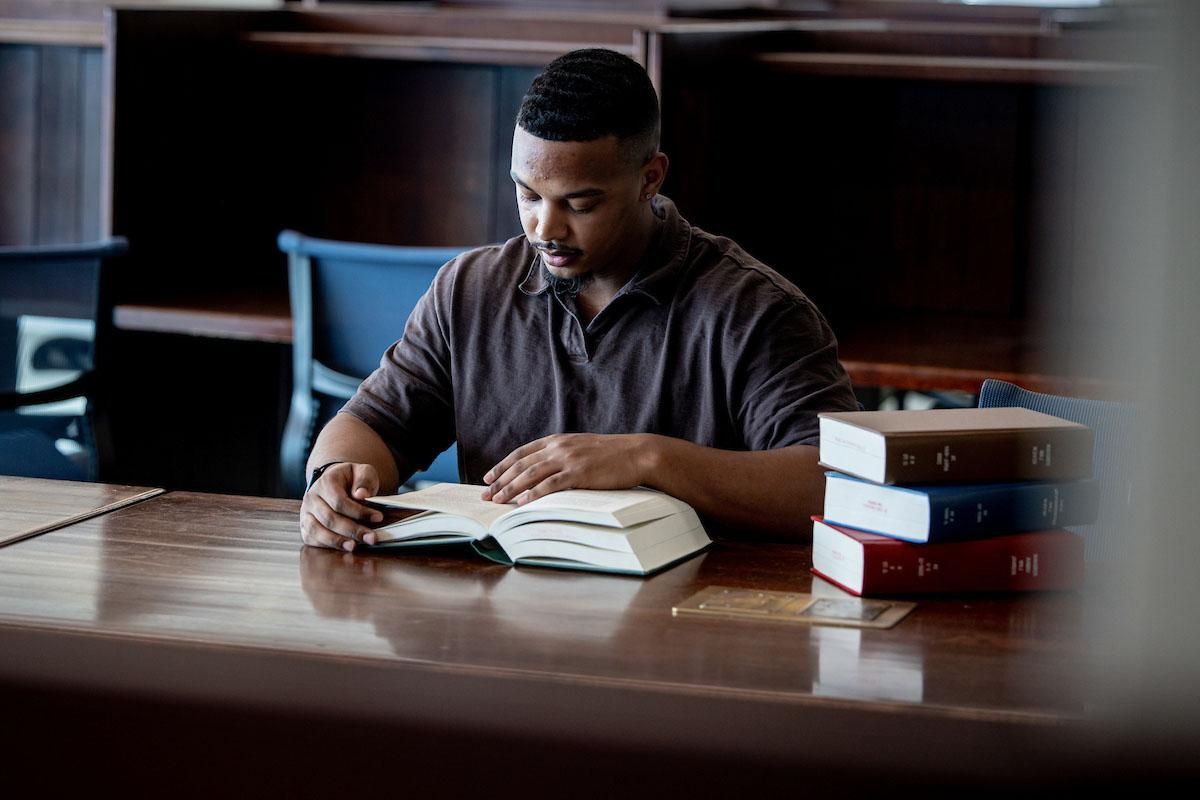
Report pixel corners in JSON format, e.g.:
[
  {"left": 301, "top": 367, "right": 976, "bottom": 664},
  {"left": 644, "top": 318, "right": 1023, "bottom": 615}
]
[{"left": 481, "top": 433, "right": 656, "bottom": 505}]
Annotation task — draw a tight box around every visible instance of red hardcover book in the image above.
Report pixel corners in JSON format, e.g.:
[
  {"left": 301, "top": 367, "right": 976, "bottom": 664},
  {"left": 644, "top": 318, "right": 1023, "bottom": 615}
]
[{"left": 810, "top": 517, "right": 1084, "bottom": 596}]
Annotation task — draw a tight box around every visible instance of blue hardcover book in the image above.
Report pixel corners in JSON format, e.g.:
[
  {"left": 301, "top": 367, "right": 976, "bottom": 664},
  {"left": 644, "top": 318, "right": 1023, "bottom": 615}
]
[{"left": 822, "top": 472, "right": 1100, "bottom": 544}]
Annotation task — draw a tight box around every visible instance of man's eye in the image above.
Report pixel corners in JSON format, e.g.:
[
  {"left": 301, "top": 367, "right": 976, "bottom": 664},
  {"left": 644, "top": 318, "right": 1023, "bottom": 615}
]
[
  {"left": 569, "top": 204, "right": 597, "bottom": 215},
  {"left": 519, "top": 193, "right": 539, "bottom": 203}
]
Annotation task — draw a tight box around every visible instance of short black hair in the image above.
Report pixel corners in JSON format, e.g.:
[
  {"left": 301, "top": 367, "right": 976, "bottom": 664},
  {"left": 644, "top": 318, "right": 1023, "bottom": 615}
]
[{"left": 516, "top": 48, "right": 660, "bottom": 166}]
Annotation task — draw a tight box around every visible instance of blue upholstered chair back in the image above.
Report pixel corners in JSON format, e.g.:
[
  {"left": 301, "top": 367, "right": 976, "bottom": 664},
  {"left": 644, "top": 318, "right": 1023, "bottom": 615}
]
[
  {"left": 278, "top": 231, "right": 466, "bottom": 497},
  {"left": 0, "top": 238, "right": 128, "bottom": 481},
  {"left": 977, "top": 379, "right": 1137, "bottom": 564}
]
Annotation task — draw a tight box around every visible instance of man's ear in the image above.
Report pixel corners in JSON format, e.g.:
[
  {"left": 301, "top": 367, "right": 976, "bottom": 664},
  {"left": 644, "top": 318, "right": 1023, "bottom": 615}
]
[{"left": 640, "top": 152, "right": 669, "bottom": 199}]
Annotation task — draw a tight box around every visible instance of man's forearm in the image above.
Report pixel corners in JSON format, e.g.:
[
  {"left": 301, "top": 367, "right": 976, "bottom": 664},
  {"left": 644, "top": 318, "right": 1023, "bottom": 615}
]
[
  {"left": 306, "top": 413, "right": 403, "bottom": 493},
  {"left": 638, "top": 436, "right": 825, "bottom": 538}
]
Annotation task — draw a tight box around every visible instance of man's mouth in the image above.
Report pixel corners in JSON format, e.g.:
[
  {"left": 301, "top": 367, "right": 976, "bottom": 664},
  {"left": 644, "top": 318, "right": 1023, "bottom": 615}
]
[
  {"left": 537, "top": 246, "right": 582, "bottom": 268},
  {"left": 542, "top": 251, "right": 579, "bottom": 268}
]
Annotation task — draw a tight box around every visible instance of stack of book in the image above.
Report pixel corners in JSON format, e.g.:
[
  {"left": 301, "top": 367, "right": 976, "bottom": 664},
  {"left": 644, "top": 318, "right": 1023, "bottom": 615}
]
[{"left": 811, "top": 407, "right": 1096, "bottom": 596}]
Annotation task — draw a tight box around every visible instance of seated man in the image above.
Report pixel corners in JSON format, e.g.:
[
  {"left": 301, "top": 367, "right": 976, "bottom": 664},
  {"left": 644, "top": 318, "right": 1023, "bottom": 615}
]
[{"left": 301, "top": 48, "right": 858, "bottom": 551}]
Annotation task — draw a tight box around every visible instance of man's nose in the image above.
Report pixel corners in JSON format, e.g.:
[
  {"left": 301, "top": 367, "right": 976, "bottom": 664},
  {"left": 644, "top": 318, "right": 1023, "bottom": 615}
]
[{"left": 535, "top": 203, "right": 569, "bottom": 243}]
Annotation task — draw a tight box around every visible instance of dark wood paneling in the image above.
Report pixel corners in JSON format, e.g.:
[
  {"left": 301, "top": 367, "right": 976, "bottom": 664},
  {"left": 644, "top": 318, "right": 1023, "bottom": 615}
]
[
  {"left": 79, "top": 44, "right": 101, "bottom": 240},
  {"left": 282, "top": 56, "right": 499, "bottom": 248},
  {"left": 490, "top": 63, "right": 539, "bottom": 242},
  {"left": 35, "top": 45, "right": 82, "bottom": 243},
  {"left": 662, "top": 65, "right": 1025, "bottom": 325},
  {"left": 0, "top": 44, "right": 36, "bottom": 244},
  {"left": 885, "top": 80, "right": 1020, "bottom": 313},
  {"left": 0, "top": 42, "right": 102, "bottom": 246}
]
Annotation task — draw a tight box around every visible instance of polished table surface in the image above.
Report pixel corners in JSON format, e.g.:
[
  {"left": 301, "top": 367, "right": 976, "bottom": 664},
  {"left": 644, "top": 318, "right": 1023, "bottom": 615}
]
[
  {"left": 0, "top": 475, "right": 161, "bottom": 546},
  {"left": 0, "top": 487, "right": 1105, "bottom": 792}
]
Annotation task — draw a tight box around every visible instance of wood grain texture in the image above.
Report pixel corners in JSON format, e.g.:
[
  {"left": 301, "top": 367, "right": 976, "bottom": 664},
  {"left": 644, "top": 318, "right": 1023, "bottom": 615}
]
[
  {"left": 241, "top": 31, "right": 636, "bottom": 64},
  {"left": 0, "top": 44, "right": 36, "bottom": 244},
  {"left": 0, "top": 19, "right": 103, "bottom": 47},
  {"left": 35, "top": 44, "right": 81, "bottom": 244},
  {"left": 0, "top": 41, "right": 102, "bottom": 246},
  {"left": 755, "top": 52, "right": 1151, "bottom": 86},
  {"left": 0, "top": 489, "right": 1086, "bottom": 717},
  {"left": 0, "top": 475, "right": 161, "bottom": 546},
  {"left": 0, "top": 487, "right": 1105, "bottom": 789},
  {"left": 836, "top": 315, "right": 1131, "bottom": 398},
  {"left": 113, "top": 293, "right": 293, "bottom": 342}
]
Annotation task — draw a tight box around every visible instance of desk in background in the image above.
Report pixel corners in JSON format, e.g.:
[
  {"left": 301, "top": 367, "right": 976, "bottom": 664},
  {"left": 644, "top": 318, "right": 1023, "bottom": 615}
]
[{"left": 0, "top": 482, "right": 1149, "bottom": 793}]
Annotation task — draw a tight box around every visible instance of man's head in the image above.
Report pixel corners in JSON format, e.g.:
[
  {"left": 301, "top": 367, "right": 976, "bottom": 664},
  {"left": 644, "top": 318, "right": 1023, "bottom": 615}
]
[
  {"left": 511, "top": 48, "right": 668, "bottom": 294},
  {"left": 517, "top": 47, "right": 660, "bottom": 168}
]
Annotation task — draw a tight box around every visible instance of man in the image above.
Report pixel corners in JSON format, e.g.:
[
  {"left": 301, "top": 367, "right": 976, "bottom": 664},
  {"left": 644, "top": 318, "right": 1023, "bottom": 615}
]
[{"left": 300, "top": 48, "right": 858, "bottom": 551}]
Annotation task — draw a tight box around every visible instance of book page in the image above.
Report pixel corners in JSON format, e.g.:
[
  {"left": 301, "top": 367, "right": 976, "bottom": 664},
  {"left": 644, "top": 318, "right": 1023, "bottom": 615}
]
[
  {"left": 518, "top": 488, "right": 661, "bottom": 514},
  {"left": 369, "top": 483, "right": 513, "bottom": 529}
]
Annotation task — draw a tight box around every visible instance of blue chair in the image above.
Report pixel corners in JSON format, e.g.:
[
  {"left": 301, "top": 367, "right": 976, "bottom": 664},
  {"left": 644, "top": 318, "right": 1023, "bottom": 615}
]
[
  {"left": 278, "top": 230, "right": 467, "bottom": 497},
  {"left": 977, "top": 379, "right": 1137, "bottom": 564},
  {"left": 0, "top": 238, "right": 128, "bottom": 481}
]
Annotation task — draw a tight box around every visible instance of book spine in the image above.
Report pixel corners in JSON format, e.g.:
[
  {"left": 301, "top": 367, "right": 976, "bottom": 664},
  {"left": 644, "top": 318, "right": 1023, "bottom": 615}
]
[
  {"left": 860, "top": 531, "right": 1084, "bottom": 593},
  {"left": 925, "top": 480, "right": 1100, "bottom": 543},
  {"left": 882, "top": 427, "right": 1094, "bottom": 484}
]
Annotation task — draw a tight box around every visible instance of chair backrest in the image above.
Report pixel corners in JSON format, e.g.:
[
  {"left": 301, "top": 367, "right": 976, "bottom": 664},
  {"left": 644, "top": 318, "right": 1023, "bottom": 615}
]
[
  {"left": 0, "top": 238, "right": 128, "bottom": 480},
  {"left": 278, "top": 230, "right": 467, "bottom": 497},
  {"left": 977, "top": 379, "right": 1137, "bottom": 564}
]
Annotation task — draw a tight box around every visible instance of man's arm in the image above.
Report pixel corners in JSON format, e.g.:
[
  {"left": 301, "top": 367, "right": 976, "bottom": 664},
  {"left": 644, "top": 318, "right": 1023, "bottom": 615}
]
[
  {"left": 481, "top": 433, "right": 825, "bottom": 538},
  {"left": 299, "top": 414, "right": 406, "bottom": 551}
]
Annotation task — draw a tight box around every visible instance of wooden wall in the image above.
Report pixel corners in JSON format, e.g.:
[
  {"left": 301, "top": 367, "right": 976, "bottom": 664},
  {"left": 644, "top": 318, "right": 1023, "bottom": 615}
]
[
  {"left": 0, "top": 43, "right": 103, "bottom": 245},
  {"left": 0, "top": 3, "right": 1146, "bottom": 495}
]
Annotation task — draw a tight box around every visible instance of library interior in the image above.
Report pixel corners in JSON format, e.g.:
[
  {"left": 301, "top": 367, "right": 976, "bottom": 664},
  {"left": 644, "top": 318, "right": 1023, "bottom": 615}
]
[{"left": 1, "top": 0, "right": 1198, "bottom": 794}]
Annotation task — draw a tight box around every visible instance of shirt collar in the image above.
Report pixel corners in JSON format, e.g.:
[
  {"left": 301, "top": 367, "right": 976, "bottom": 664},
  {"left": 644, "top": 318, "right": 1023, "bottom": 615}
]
[{"left": 516, "top": 195, "right": 693, "bottom": 304}]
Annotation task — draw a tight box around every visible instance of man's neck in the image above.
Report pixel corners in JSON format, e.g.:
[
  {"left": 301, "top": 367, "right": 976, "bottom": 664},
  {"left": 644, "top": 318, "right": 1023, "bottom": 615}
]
[{"left": 575, "top": 208, "right": 660, "bottom": 324}]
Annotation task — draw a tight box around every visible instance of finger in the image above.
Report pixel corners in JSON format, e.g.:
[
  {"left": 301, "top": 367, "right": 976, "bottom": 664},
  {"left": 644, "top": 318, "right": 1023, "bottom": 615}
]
[
  {"left": 515, "top": 472, "right": 571, "bottom": 505},
  {"left": 323, "top": 486, "right": 383, "bottom": 524},
  {"left": 349, "top": 464, "right": 381, "bottom": 502},
  {"left": 485, "top": 452, "right": 544, "bottom": 501},
  {"left": 490, "top": 460, "right": 562, "bottom": 504},
  {"left": 309, "top": 495, "right": 377, "bottom": 545},
  {"left": 300, "top": 511, "right": 358, "bottom": 551},
  {"left": 483, "top": 438, "right": 549, "bottom": 486},
  {"left": 320, "top": 465, "right": 383, "bottom": 523}
]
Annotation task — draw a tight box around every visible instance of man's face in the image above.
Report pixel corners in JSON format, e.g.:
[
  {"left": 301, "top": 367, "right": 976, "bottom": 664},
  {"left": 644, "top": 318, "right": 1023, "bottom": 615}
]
[{"left": 510, "top": 126, "right": 647, "bottom": 284}]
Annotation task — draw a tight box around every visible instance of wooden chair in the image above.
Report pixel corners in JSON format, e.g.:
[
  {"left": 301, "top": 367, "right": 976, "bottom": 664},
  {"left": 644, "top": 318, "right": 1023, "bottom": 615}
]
[
  {"left": 278, "top": 230, "right": 466, "bottom": 497},
  {"left": 977, "top": 379, "right": 1137, "bottom": 563},
  {"left": 0, "top": 238, "right": 128, "bottom": 480}
]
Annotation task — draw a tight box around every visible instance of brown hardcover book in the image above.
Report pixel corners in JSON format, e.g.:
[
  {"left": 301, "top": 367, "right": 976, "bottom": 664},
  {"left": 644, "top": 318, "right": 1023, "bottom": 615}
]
[{"left": 818, "top": 407, "right": 1093, "bottom": 485}]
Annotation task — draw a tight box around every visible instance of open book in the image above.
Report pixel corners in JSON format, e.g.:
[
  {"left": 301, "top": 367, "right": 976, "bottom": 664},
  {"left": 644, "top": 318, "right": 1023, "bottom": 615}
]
[{"left": 366, "top": 483, "right": 710, "bottom": 576}]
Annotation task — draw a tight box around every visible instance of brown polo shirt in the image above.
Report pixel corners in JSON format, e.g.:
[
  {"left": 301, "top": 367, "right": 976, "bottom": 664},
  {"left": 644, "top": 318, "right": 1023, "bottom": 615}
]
[{"left": 341, "top": 196, "right": 858, "bottom": 484}]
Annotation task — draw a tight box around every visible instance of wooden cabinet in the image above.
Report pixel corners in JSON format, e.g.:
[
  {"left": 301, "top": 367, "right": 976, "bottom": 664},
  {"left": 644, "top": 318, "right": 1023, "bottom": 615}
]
[{"left": 0, "top": 1, "right": 1149, "bottom": 493}]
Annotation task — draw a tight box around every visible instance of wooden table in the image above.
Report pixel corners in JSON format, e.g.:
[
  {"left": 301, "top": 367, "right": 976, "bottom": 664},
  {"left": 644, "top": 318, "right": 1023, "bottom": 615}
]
[
  {"left": 0, "top": 475, "right": 161, "bottom": 546},
  {"left": 0, "top": 487, "right": 1142, "bottom": 793}
]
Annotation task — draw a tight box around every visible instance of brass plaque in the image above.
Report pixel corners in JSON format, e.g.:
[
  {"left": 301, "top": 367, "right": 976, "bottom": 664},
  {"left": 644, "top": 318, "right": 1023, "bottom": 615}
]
[{"left": 672, "top": 585, "right": 915, "bottom": 630}]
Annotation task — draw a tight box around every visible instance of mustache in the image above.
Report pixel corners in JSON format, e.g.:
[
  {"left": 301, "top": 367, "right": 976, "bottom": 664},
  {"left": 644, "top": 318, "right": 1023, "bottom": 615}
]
[{"left": 532, "top": 240, "right": 583, "bottom": 256}]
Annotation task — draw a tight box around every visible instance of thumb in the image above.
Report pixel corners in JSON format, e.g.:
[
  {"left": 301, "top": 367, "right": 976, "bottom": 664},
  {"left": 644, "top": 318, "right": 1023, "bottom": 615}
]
[{"left": 350, "top": 464, "right": 380, "bottom": 499}]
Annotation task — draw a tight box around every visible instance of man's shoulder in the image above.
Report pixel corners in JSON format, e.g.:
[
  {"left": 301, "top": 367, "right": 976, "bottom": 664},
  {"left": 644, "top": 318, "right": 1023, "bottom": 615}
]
[
  {"left": 424, "top": 236, "right": 536, "bottom": 304},
  {"left": 683, "top": 226, "right": 811, "bottom": 309},
  {"left": 439, "top": 236, "right": 532, "bottom": 279}
]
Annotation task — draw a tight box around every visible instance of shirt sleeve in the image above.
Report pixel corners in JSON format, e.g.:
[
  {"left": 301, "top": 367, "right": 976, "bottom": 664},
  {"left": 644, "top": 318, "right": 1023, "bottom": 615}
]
[
  {"left": 731, "top": 284, "right": 859, "bottom": 450},
  {"left": 339, "top": 264, "right": 457, "bottom": 476}
]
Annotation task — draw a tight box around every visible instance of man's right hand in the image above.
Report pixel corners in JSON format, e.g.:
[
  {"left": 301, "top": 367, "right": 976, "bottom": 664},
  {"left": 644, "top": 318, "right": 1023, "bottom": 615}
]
[{"left": 299, "top": 462, "right": 385, "bottom": 551}]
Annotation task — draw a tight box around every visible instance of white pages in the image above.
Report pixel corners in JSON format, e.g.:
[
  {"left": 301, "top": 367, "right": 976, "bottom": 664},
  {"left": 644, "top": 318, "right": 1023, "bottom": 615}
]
[{"left": 367, "top": 483, "right": 710, "bottom": 574}]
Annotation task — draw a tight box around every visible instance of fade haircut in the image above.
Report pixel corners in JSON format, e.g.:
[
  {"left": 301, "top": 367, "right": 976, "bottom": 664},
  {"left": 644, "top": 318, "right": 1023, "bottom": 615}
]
[{"left": 516, "top": 48, "right": 660, "bottom": 168}]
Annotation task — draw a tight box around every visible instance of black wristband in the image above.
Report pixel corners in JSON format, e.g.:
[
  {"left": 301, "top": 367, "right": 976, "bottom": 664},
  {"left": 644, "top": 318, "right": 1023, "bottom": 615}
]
[{"left": 307, "top": 461, "right": 345, "bottom": 493}]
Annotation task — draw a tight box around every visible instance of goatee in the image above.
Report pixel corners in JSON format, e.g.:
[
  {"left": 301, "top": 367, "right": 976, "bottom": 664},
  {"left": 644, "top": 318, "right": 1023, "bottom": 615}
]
[{"left": 541, "top": 263, "right": 593, "bottom": 299}]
